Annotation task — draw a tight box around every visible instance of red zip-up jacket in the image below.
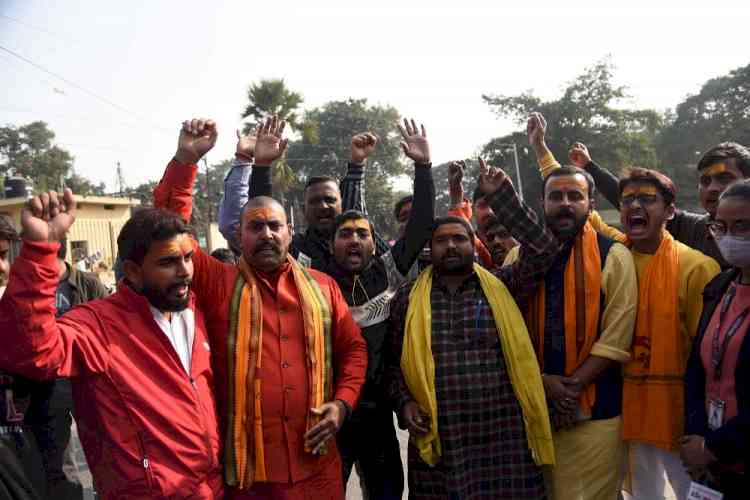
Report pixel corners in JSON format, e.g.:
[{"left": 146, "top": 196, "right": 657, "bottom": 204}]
[{"left": 0, "top": 240, "right": 224, "bottom": 499}]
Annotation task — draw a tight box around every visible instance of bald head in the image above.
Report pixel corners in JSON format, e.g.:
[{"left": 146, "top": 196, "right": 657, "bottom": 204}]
[
  {"left": 239, "top": 196, "right": 292, "bottom": 272},
  {"left": 241, "top": 196, "right": 287, "bottom": 223}
]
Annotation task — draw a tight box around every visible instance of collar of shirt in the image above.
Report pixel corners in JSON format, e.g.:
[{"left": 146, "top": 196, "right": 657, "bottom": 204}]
[{"left": 149, "top": 306, "right": 195, "bottom": 375}]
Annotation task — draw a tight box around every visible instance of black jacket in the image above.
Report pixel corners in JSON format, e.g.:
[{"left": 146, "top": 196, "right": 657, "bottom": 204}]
[{"left": 685, "top": 268, "right": 750, "bottom": 474}]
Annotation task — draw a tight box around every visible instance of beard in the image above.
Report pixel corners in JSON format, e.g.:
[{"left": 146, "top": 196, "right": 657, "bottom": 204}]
[
  {"left": 434, "top": 250, "right": 474, "bottom": 275},
  {"left": 547, "top": 209, "right": 587, "bottom": 241},
  {"left": 142, "top": 280, "right": 191, "bottom": 312}
]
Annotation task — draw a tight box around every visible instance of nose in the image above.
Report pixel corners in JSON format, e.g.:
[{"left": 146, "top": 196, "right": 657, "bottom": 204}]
[
  {"left": 258, "top": 224, "right": 273, "bottom": 239},
  {"left": 176, "top": 257, "right": 190, "bottom": 277},
  {"left": 707, "top": 177, "right": 724, "bottom": 192}
]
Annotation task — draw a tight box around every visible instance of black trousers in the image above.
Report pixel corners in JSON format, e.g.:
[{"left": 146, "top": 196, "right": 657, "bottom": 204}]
[
  {"left": 0, "top": 430, "right": 43, "bottom": 500},
  {"left": 337, "top": 406, "right": 404, "bottom": 500}
]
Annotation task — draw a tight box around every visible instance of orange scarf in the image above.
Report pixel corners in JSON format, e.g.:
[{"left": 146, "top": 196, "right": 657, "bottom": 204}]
[
  {"left": 622, "top": 231, "right": 682, "bottom": 450},
  {"left": 224, "top": 256, "right": 333, "bottom": 489},
  {"left": 527, "top": 222, "right": 601, "bottom": 417}
]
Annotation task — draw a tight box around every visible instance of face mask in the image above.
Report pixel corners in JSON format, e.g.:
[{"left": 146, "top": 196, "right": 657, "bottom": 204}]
[{"left": 717, "top": 235, "right": 750, "bottom": 268}]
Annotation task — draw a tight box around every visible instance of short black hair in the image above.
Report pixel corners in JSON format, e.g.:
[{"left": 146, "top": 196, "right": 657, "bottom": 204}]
[
  {"left": 719, "top": 178, "right": 750, "bottom": 203},
  {"left": 210, "top": 247, "right": 236, "bottom": 264},
  {"left": 117, "top": 208, "right": 191, "bottom": 265},
  {"left": 542, "top": 166, "right": 597, "bottom": 199},
  {"left": 431, "top": 216, "right": 476, "bottom": 243},
  {"left": 697, "top": 142, "right": 750, "bottom": 177},
  {"left": 58, "top": 237, "right": 68, "bottom": 260},
  {"left": 393, "top": 195, "right": 413, "bottom": 220},
  {"left": 305, "top": 176, "right": 338, "bottom": 191},
  {"left": 0, "top": 215, "right": 18, "bottom": 242},
  {"left": 331, "top": 210, "right": 374, "bottom": 240}
]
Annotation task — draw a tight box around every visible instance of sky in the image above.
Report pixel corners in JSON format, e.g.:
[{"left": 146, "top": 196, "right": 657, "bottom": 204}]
[{"left": 1, "top": 0, "right": 749, "bottom": 192}]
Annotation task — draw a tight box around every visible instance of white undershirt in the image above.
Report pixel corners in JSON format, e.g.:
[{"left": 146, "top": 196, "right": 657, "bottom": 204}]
[{"left": 149, "top": 307, "right": 195, "bottom": 375}]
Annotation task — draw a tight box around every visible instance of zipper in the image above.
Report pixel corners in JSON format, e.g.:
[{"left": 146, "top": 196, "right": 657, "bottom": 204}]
[
  {"left": 137, "top": 433, "right": 154, "bottom": 492},
  {"left": 189, "top": 374, "right": 216, "bottom": 469}
]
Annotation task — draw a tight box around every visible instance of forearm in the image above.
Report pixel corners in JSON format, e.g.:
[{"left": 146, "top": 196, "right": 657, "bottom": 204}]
[
  {"left": 532, "top": 141, "right": 561, "bottom": 179},
  {"left": 393, "top": 164, "right": 435, "bottom": 274},
  {"left": 331, "top": 293, "right": 368, "bottom": 410},
  {"left": 153, "top": 159, "right": 199, "bottom": 221},
  {"left": 585, "top": 161, "right": 621, "bottom": 209},
  {"left": 571, "top": 356, "right": 616, "bottom": 388},
  {"left": 340, "top": 162, "right": 367, "bottom": 213},
  {"left": 218, "top": 159, "right": 252, "bottom": 252},
  {"left": 248, "top": 164, "right": 272, "bottom": 198}
]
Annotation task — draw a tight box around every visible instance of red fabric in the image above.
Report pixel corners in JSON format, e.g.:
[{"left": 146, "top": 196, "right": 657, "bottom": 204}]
[
  {"left": 700, "top": 282, "right": 750, "bottom": 426},
  {"left": 0, "top": 240, "right": 223, "bottom": 500},
  {"left": 231, "top": 453, "right": 343, "bottom": 500},
  {"left": 447, "top": 200, "right": 494, "bottom": 268},
  {"left": 155, "top": 160, "right": 367, "bottom": 486}
]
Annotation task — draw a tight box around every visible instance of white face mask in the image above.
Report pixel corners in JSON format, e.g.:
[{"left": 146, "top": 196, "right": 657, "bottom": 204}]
[{"left": 717, "top": 235, "right": 750, "bottom": 268}]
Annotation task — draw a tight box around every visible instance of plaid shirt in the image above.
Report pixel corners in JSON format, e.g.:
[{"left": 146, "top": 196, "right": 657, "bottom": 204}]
[{"left": 387, "top": 180, "right": 555, "bottom": 499}]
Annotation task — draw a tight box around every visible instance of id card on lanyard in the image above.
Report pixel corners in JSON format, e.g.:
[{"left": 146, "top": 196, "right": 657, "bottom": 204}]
[{"left": 709, "top": 284, "right": 750, "bottom": 430}]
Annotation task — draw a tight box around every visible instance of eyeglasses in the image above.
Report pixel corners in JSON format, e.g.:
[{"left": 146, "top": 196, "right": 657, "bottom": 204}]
[
  {"left": 708, "top": 221, "right": 750, "bottom": 239},
  {"left": 621, "top": 193, "right": 660, "bottom": 207}
]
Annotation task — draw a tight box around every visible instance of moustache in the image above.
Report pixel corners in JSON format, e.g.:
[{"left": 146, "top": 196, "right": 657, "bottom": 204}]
[
  {"left": 253, "top": 243, "right": 281, "bottom": 255},
  {"left": 555, "top": 209, "right": 576, "bottom": 220}
]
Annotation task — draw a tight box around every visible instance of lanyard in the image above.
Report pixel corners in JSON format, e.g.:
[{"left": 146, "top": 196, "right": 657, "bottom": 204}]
[{"left": 711, "top": 284, "right": 750, "bottom": 380}]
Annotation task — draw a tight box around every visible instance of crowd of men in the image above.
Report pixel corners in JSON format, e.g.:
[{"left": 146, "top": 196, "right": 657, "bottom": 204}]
[{"left": 0, "top": 110, "right": 748, "bottom": 500}]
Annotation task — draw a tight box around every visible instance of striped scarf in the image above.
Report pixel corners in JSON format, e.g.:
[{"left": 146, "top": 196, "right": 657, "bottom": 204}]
[{"left": 224, "top": 255, "right": 333, "bottom": 489}]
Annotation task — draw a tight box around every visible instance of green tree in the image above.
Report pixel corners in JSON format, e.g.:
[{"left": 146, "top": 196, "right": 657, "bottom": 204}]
[
  {"left": 482, "top": 58, "right": 665, "bottom": 210},
  {"left": 241, "top": 79, "right": 305, "bottom": 201},
  {"left": 286, "top": 98, "right": 406, "bottom": 238},
  {"left": 658, "top": 62, "right": 750, "bottom": 209},
  {"left": 65, "top": 172, "right": 107, "bottom": 196}
]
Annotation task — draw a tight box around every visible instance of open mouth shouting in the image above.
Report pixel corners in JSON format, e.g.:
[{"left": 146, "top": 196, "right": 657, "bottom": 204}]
[{"left": 625, "top": 212, "right": 649, "bottom": 238}]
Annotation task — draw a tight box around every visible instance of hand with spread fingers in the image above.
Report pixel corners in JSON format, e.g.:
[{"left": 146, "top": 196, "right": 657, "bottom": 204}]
[
  {"left": 398, "top": 118, "right": 430, "bottom": 165},
  {"left": 303, "top": 401, "right": 346, "bottom": 455},
  {"left": 254, "top": 115, "right": 289, "bottom": 166},
  {"left": 235, "top": 128, "right": 257, "bottom": 163},
  {"left": 477, "top": 158, "right": 511, "bottom": 195},
  {"left": 175, "top": 118, "right": 218, "bottom": 165},
  {"left": 400, "top": 401, "right": 430, "bottom": 435},
  {"left": 351, "top": 132, "right": 378, "bottom": 165},
  {"left": 21, "top": 188, "right": 77, "bottom": 242},
  {"left": 448, "top": 160, "right": 466, "bottom": 206},
  {"left": 569, "top": 142, "right": 592, "bottom": 168},
  {"left": 526, "top": 112, "right": 547, "bottom": 148}
]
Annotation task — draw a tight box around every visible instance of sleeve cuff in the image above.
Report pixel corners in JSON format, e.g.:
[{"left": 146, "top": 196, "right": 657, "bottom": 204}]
[
  {"left": 539, "top": 151, "right": 560, "bottom": 178},
  {"left": 334, "top": 388, "right": 360, "bottom": 411},
  {"left": 163, "top": 159, "right": 198, "bottom": 191},
  {"left": 590, "top": 342, "right": 631, "bottom": 363},
  {"left": 345, "top": 162, "right": 365, "bottom": 180},
  {"left": 20, "top": 239, "right": 60, "bottom": 266}
]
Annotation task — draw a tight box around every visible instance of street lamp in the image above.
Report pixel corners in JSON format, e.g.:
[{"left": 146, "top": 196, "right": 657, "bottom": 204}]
[{"left": 491, "top": 142, "right": 523, "bottom": 201}]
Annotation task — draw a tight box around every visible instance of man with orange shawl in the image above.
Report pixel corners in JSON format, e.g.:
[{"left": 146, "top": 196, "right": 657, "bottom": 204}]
[
  {"left": 529, "top": 112, "right": 721, "bottom": 498},
  {"left": 154, "top": 117, "right": 368, "bottom": 500},
  {"left": 507, "top": 149, "right": 639, "bottom": 498}
]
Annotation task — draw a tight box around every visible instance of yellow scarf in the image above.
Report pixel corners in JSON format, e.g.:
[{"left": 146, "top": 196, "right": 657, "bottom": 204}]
[
  {"left": 225, "top": 255, "right": 332, "bottom": 489},
  {"left": 527, "top": 222, "right": 602, "bottom": 417},
  {"left": 401, "top": 264, "right": 554, "bottom": 467},
  {"left": 622, "top": 231, "right": 682, "bottom": 450}
]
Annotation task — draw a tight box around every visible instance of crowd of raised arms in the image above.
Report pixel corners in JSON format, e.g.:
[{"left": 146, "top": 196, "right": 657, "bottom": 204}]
[{"left": 0, "top": 110, "right": 748, "bottom": 500}]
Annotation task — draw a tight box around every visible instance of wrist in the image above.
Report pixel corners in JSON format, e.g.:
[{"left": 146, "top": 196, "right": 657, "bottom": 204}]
[
  {"left": 235, "top": 152, "right": 253, "bottom": 163},
  {"left": 350, "top": 156, "right": 367, "bottom": 165},
  {"left": 174, "top": 150, "right": 199, "bottom": 166}
]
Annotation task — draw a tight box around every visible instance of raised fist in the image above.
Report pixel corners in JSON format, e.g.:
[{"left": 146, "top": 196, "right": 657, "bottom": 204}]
[
  {"left": 569, "top": 142, "right": 592, "bottom": 168},
  {"left": 351, "top": 132, "right": 378, "bottom": 164},
  {"left": 175, "top": 118, "right": 217, "bottom": 165},
  {"left": 21, "top": 188, "right": 77, "bottom": 242},
  {"left": 448, "top": 161, "right": 465, "bottom": 205},
  {"left": 526, "top": 112, "right": 547, "bottom": 147}
]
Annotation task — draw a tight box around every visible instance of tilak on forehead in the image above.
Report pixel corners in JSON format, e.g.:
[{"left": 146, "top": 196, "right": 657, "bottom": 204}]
[
  {"left": 338, "top": 219, "right": 371, "bottom": 232},
  {"left": 244, "top": 206, "right": 282, "bottom": 222},
  {"left": 703, "top": 163, "right": 729, "bottom": 177},
  {"left": 547, "top": 175, "right": 588, "bottom": 191},
  {"left": 148, "top": 233, "right": 193, "bottom": 257},
  {"left": 622, "top": 185, "right": 659, "bottom": 197}
]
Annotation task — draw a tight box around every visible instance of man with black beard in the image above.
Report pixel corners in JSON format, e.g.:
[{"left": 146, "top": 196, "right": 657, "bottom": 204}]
[
  {"left": 328, "top": 118, "right": 435, "bottom": 499},
  {"left": 387, "top": 160, "right": 557, "bottom": 499},
  {"left": 0, "top": 196, "right": 225, "bottom": 499},
  {"left": 506, "top": 165, "right": 638, "bottom": 499}
]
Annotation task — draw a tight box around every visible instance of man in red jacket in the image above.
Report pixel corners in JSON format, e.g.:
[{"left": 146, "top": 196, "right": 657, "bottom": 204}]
[
  {"left": 155, "top": 117, "right": 367, "bottom": 500},
  {"left": 0, "top": 191, "right": 224, "bottom": 499}
]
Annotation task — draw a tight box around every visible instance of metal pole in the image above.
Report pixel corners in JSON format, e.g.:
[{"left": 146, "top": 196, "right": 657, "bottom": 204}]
[{"left": 512, "top": 143, "right": 523, "bottom": 201}]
